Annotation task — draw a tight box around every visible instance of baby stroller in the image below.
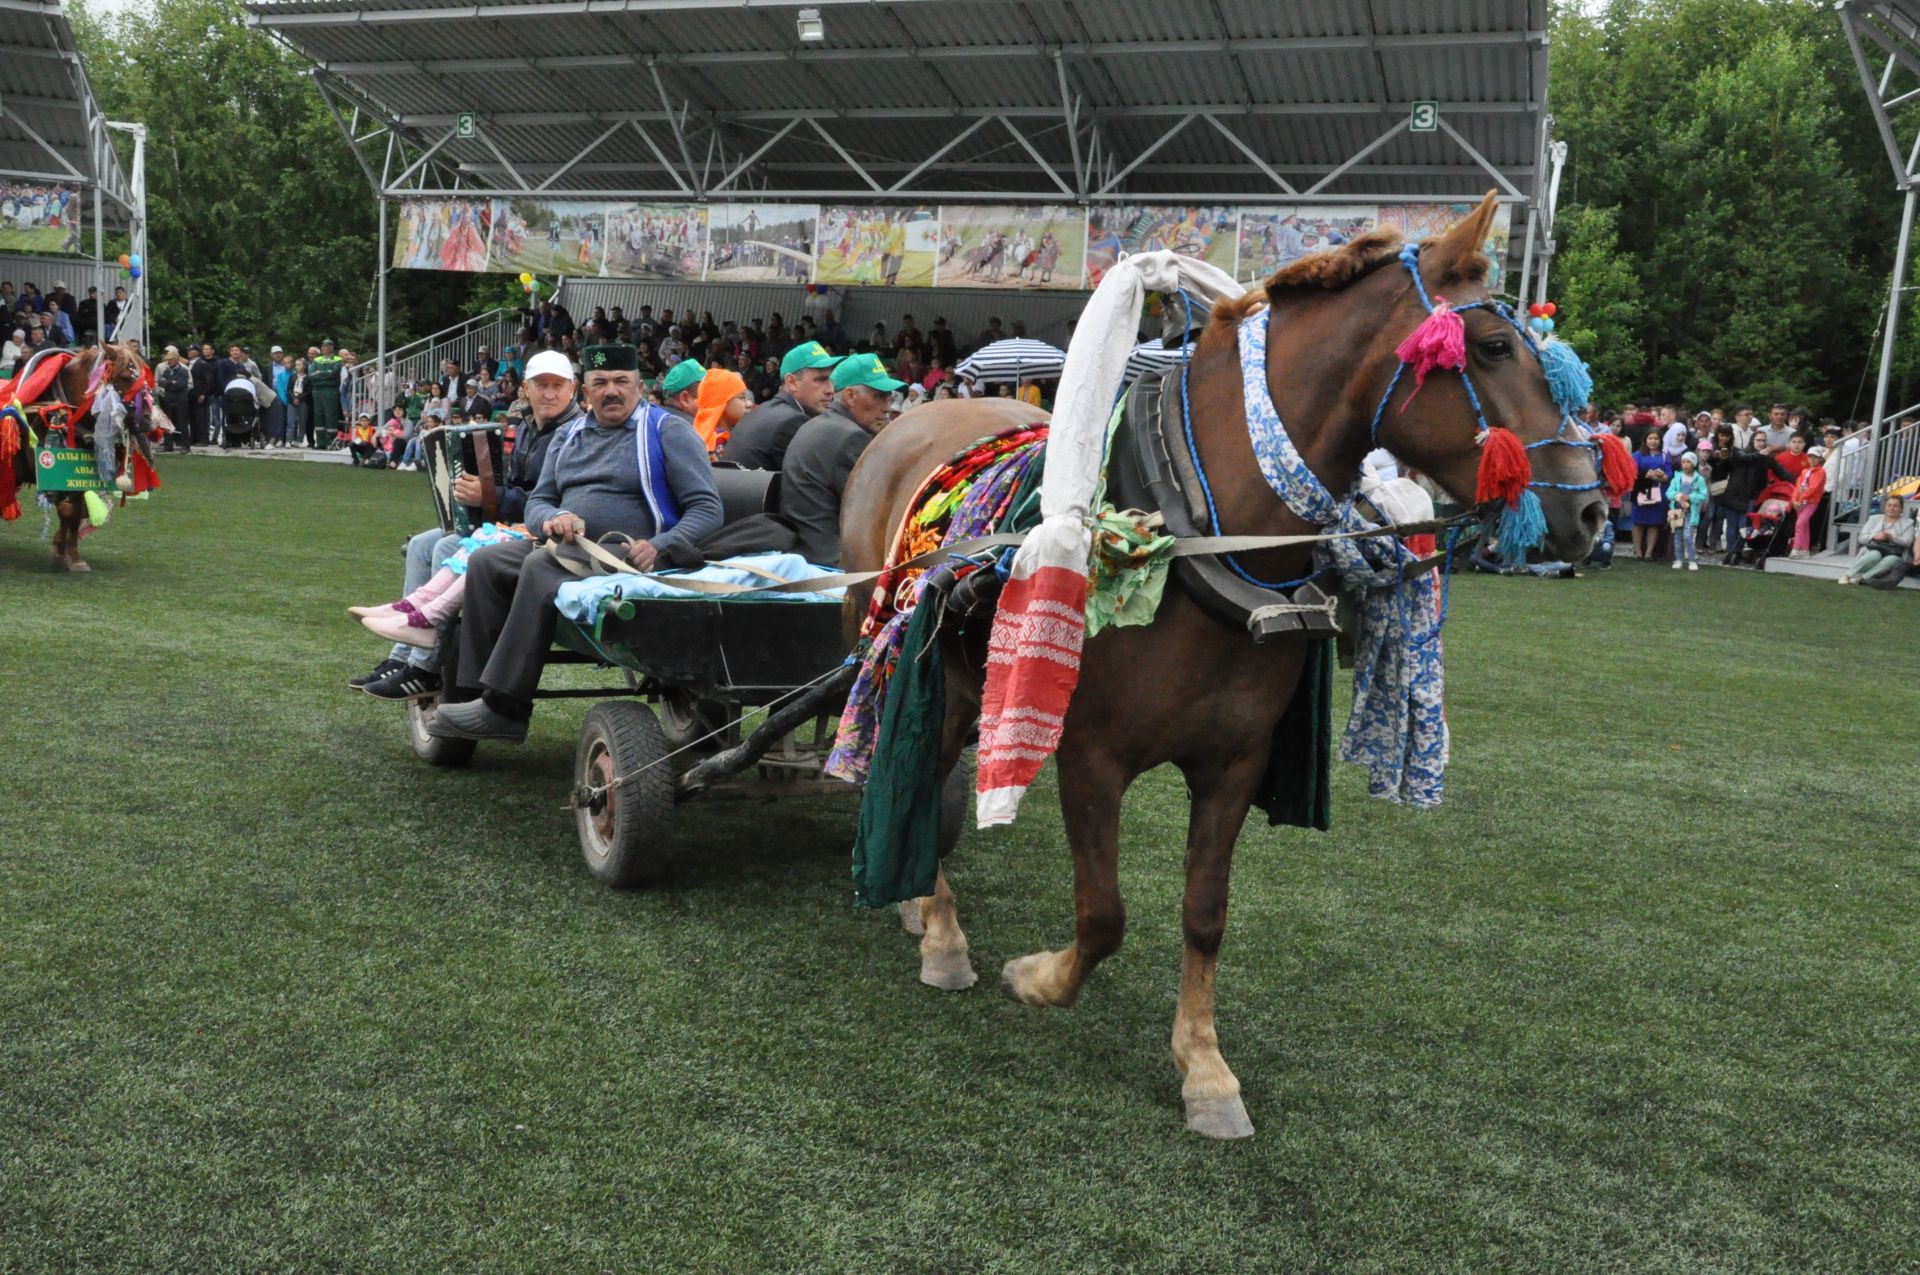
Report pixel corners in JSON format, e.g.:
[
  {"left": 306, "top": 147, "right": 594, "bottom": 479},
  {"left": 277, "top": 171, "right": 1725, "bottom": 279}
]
[
  {"left": 1735, "top": 496, "right": 1793, "bottom": 567},
  {"left": 221, "top": 386, "right": 259, "bottom": 450}
]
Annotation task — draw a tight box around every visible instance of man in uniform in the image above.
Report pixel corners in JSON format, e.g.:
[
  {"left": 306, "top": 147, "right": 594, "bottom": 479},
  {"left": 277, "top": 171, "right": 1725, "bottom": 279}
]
[
  {"left": 660, "top": 359, "right": 704, "bottom": 419},
  {"left": 779, "top": 352, "right": 901, "bottom": 565},
  {"left": 430, "top": 343, "right": 722, "bottom": 743},
  {"left": 720, "top": 340, "right": 843, "bottom": 470},
  {"left": 307, "top": 339, "right": 345, "bottom": 445}
]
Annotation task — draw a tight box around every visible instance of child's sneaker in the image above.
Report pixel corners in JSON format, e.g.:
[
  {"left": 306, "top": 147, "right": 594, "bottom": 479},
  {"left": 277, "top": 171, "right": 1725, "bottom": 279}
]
[{"left": 362, "top": 666, "right": 443, "bottom": 701}]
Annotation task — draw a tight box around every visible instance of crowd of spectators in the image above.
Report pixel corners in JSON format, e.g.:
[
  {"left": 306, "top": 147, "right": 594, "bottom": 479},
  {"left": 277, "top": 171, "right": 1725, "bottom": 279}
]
[
  {"left": 1576, "top": 401, "right": 1916, "bottom": 588},
  {"left": 2, "top": 277, "right": 132, "bottom": 368}
]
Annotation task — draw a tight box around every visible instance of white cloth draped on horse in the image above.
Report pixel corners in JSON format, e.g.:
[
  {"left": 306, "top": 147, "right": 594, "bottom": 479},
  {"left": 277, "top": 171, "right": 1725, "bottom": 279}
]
[{"left": 975, "top": 250, "right": 1243, "bottom": 828}]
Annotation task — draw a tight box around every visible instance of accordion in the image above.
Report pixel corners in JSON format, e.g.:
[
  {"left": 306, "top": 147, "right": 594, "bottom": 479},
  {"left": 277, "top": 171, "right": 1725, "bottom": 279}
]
[{"left": 419, "top": 422, "right": 506, "bottom": 535}]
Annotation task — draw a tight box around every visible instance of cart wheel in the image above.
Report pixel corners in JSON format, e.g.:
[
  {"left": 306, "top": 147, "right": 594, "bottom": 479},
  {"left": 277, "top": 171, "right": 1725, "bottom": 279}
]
[
  {"left": 937, "top": 749, "right": 974, "bottom": 857},
  {"left": 575, "top": 701, "right": 675, "bottom": 888},
  {"left": 657, "top": 689, "right": 727, "bottom": 753},
  {"left": 408, "top": 695, "right": 477, "bottom": 767}
]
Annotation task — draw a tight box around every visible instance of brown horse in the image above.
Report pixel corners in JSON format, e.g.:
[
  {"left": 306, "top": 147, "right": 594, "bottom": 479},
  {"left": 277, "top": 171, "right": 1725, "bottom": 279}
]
[
  {"left": 6, "top": 341, "right": 151, "bottom": 572},
  {"left": 838, "top": 195, "right": 1606, "bottom": 1139}
]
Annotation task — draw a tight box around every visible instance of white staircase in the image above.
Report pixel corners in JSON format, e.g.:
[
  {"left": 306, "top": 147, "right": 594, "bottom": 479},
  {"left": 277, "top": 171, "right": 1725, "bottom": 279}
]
[{"left": 344, "top": 305, "right": 528, "bottom": 419}]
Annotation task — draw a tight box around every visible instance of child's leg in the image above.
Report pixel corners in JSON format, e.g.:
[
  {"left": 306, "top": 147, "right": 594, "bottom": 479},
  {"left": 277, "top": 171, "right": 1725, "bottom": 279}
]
[
  {"left": 415, "top": 573, "right": 468, "bottom": 625},
  {"left": 1791, "top": 505, "right": 1816, "bottom": 551}
]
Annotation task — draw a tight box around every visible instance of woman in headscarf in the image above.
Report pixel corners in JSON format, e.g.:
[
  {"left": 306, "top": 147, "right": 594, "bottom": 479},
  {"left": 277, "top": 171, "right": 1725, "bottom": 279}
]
[{"left": 693, "top": 365, "right": 752, "bottom": 457}]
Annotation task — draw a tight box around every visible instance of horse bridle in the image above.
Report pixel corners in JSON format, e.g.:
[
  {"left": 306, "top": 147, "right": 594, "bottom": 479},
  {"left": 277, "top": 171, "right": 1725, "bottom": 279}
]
[{"left": 1371, "top": 241, "right": 1607, "bottom": 495}]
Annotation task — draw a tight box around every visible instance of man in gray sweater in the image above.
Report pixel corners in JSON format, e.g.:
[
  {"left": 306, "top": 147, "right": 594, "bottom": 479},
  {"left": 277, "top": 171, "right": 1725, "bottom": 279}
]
[{"left": 430, "top": 343, "right": 722, "bottom": 744}]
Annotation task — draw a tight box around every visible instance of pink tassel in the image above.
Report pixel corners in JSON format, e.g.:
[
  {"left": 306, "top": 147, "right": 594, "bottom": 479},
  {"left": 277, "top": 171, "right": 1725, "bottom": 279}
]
[{"left": 1394, "top": 295, "right": 1466, "bottom": 410}]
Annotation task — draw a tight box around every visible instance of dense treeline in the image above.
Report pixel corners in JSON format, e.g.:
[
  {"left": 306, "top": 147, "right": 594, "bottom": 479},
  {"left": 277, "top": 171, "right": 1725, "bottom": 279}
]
[
  {"left": 64, "top": 0, "right": 1920, "bottom": 411},
  {"left": 71, "top": 0, "right": 494, "bottom": 353},
  {"left": 1552, "top": 0, "right": 1909, "bottom": 412}
]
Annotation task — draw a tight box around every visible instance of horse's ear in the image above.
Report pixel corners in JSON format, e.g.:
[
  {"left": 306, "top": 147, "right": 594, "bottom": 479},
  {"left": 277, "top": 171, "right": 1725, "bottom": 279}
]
[{"left": 1424, "top": 190, "right": 1500, "bottom": 288}]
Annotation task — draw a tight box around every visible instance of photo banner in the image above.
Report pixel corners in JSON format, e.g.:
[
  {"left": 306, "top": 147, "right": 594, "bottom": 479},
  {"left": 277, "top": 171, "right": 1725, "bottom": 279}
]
[
  {"left": 935, "top": 205, "right": 1086, "bottom": 289},
  {"left": 0, "top": 183, "right": 86, "bottom": 256},
  {"left": 602, "top": 204, "right": 707, "bottom": 280},
  {"left": 392, "top": 198, "right": 494, "bottom": 272},
  {"left": 707, "top": 203, "right": 816, "bottom": 282},
  {"left": 384, "top": 197, "right": 1523, "bottom": 294},
  {"left": 1235, "top": 206, "right": 1378, "bottom": 284},
  {"left": 814, "top": 206, "right": 936, "bottom": 288}
]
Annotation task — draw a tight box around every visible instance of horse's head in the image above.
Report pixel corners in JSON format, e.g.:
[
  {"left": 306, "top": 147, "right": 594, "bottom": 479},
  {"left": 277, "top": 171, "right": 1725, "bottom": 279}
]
[
  {"left": 99, "top": 341, "right": 147, "bottom": 395},
  {"left": 1377, "top": 195, "right": 1606, "bottom": 560},
  {"left": 1241, "top": 192, "right": 1607, "bottom": 563}
]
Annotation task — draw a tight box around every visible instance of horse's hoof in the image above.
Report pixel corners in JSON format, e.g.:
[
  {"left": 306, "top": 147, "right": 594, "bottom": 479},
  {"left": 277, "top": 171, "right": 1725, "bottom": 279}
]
[
  {"left": 919, "top": 948, "right": 976, "bottom": 991},
  {"left": 1184, "top": 1094, "right": 1255, "bottom": 1141},
  {"left": 899, "top": 899, "right": 925, "bottom": 937}
]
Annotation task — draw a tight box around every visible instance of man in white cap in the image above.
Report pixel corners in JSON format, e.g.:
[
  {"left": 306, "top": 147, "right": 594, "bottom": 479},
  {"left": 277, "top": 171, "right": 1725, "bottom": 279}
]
[{"left": 349, "top": 348, "right": 586, "bottom": 702}]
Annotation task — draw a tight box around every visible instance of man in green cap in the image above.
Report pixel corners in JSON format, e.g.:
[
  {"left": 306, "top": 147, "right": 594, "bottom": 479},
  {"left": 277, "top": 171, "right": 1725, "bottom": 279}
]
[
  {"left": 721, "top": 339, "right": 843, "bottom": 470},
  {"left": 307, "top": 338, "right": 344, "bottom": 445},
  {"left": 779, "top": 351, "right": 902, "bottom": 564},
  {"left": 659, "top": 358, "right": 705, "bottom": 421}
]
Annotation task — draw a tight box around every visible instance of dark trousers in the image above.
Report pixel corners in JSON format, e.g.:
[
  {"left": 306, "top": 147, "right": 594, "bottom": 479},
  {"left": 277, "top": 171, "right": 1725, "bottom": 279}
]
[
  {"left": 191, "top": 397, "right": 210, "bottom": 446},
  {"left": 458, "top": 538, "right": 571, "bottom": 706},
  {"left": 161, "top": 398, "right": 190, "bottom": 448}
]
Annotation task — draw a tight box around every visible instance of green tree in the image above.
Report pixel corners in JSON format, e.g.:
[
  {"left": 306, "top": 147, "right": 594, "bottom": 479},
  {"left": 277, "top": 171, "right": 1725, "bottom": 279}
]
[
  {"left": 1550, "top": 206, "right": 1645, "bottom": 401},
  {"left": 69, "top": 0, "right": 493, "bottom": 354}
]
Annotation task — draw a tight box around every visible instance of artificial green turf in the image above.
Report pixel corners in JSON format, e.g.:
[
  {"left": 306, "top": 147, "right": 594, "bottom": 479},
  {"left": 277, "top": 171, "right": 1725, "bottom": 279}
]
[{"left": 3, "top": 456, "right": 1916, "bottom": 1273}]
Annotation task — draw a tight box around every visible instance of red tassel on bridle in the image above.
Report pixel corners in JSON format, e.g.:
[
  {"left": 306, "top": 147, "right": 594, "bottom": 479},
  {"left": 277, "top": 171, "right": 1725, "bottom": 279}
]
[
  {"left": 1593, "top": 431, "right": 1636, "bottom": 501},
  {"left": 1474, "top": 425, "right": 1533, "bottom": 509}
]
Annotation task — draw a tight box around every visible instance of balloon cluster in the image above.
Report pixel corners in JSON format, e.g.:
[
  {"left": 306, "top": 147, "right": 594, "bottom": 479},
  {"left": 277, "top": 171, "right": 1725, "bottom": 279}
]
[
  {"left": 517, "top": 271, "right": 543, "bottom": 295},
  {"left": 804, "top": 283, "right": 819, "bottom": 296},
  {"left": 1526, "top": 300, "right": 1557, "bottom": 334},
  {"left": 117, "top": 251, "right": 143, "bottom": 280}
]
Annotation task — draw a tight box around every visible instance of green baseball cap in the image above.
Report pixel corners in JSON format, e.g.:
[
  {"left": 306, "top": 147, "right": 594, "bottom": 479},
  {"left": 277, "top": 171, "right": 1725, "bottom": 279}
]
[
  {"left": 779, "top": 340, "right": 844, "bottom": 379},
  {"left": 831, "top": 351, "right": 905, "bottom": 393},
  {"left": 661, "top": 359, "right": 706, "bottom": 397}
]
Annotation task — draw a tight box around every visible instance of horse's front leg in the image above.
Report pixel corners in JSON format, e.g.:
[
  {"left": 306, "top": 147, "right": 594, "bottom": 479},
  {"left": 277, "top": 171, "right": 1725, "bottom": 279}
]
[
  {"left": 1000, "top": 742, "right": 1129, "bottom": 1008},
  {"left": 52, "top": 496, "right": 89, "bottom": 572},
  {"left": 1171, "top": 753, "right": 1263, "bottom": 1140}
]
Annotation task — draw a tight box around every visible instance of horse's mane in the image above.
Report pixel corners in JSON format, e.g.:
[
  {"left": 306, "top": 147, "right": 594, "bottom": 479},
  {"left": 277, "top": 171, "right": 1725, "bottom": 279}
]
[{"left": 1211, "top": 227, "right": 1410, "bottom": 328}]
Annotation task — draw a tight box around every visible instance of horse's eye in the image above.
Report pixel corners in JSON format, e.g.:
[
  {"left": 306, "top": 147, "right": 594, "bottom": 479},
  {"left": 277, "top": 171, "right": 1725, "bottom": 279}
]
[{"left": 1478, "top": 338, "right": 1513, "bottom": 361}]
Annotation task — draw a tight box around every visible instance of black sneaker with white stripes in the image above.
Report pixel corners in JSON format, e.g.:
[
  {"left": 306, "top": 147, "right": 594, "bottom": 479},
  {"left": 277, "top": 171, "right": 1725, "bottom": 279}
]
[
  {"left": 362, "top": 666, "right": 443, "bottom": 701},
  {"left": 348, "top": 657, "right": 408, "bottom": 690}
]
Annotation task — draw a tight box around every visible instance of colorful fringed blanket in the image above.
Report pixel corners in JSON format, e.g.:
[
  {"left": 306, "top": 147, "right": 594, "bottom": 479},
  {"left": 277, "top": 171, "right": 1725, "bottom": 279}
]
[{"left": 826, "top": 425, "right": 1047, "bottom": 787}]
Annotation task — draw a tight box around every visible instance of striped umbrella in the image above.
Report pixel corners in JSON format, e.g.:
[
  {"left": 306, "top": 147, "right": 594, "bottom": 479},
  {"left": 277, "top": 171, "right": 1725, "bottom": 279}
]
[
  {"left": 1122, "top": 339, "right": 1195, "bottom": 385},
  {"left": 955, "top": 337, "right": 1067, "bottom": 384}
]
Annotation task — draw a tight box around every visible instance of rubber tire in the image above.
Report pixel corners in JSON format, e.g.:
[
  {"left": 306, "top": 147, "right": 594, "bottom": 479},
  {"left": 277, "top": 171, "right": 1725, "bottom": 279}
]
[
  {"left": 408, "top": 696, "right": 477, "bottom": 768},
  {"left": 575, "top": 701, "right": 675, "bottom": 889},
  {"left": 656, "top": 689, "right": 727, "bottom": 754}
]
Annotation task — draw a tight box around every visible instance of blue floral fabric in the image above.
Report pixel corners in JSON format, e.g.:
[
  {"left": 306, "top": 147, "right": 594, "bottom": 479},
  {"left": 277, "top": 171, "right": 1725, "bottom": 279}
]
[{"left": 1237, "top": 312, "right": 1449, "bottom": 807}]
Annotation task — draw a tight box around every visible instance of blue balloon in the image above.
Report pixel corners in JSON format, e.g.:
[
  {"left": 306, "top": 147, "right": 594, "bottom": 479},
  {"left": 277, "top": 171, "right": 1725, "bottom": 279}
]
[
  {"left": 1529, "top": 315, "right": 1549, "bottom": 332},
  {"left": 129, "top": 253, "right": 142, "bottom": 268},
  {"left": 129, "top": 265, "right": 142, "bottom": 280},
  {"left": 1539, "top": 316, "right": 1555, "bottom": 334}
]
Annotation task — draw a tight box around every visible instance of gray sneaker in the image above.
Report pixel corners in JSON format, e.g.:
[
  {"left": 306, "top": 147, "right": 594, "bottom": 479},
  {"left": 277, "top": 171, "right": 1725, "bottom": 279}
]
[{"left": 426, "top": 698, "right": 529, "bottom": 743}]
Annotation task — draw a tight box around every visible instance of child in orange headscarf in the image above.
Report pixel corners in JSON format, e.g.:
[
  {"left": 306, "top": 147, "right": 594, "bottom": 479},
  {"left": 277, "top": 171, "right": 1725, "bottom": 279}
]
[{"left": 693, "top": 367, "right": 753, "bottom": 457}]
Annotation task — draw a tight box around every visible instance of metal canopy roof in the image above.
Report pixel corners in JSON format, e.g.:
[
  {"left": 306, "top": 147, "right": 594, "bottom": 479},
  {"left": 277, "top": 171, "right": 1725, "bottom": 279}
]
[
  {"left": 0, "top": 0, "right": 139, "bottom": 226},
  {"left": 244, "top": 0, "right": 1552, "bottom": 208}
]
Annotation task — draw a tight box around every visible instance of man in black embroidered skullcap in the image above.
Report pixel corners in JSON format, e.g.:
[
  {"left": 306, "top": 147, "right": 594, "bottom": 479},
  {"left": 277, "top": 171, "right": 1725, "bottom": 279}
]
[{"left": 430, "top": 342, "right": 722, "bottom": 745}]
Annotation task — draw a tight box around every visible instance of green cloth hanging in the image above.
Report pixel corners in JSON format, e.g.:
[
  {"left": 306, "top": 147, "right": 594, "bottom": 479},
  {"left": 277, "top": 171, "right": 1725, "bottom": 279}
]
[
  {"left": 849, "top": 596, "right": 947, "bottom": 908},
  {"left": 1254, "top": 636, "right": 1333, "bottom": 831}
]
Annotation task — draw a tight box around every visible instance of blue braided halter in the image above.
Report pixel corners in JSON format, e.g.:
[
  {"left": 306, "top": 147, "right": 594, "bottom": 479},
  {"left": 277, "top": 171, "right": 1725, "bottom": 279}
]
[{"left": 1370, "top": 242, "right": 1606, "bottom": 495}]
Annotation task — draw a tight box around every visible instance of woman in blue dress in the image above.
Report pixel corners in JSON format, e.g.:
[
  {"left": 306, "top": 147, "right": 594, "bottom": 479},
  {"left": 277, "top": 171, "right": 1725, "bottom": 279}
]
[{"left": 1630, "top": 428, "right": 1673, "bottom": 561}]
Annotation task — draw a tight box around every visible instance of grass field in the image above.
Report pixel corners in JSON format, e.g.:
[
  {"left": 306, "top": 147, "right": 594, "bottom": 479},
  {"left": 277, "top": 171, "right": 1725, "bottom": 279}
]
[{"left": 4, "top": 457, "right": 1917, "bottom": 1272}]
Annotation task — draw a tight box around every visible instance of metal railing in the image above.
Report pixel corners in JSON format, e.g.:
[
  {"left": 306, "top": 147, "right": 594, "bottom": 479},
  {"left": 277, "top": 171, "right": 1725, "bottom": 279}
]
[
  {"left": 344, "top": 306, "right": 525, "bottom": 421},
  {"left": 1824, "top": 416, "right": 1920, "bottom": 554}
]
